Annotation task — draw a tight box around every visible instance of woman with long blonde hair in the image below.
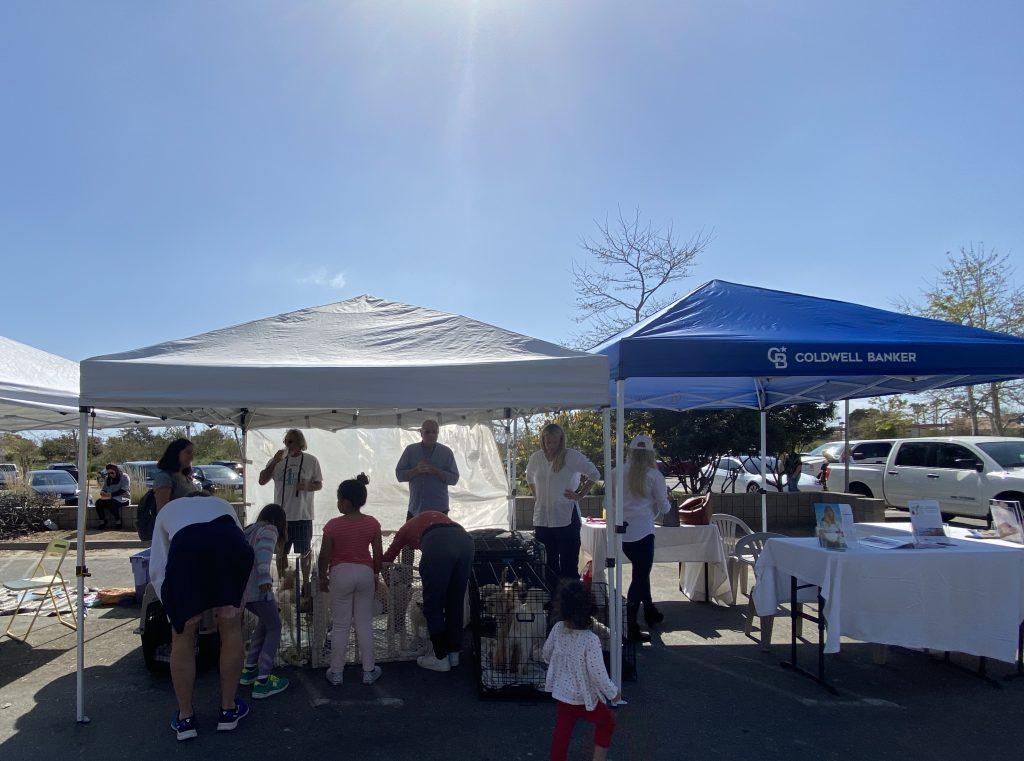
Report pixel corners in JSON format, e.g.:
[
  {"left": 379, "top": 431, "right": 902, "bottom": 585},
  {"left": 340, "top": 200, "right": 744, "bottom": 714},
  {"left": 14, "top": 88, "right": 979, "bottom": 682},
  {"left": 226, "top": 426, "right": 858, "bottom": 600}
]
[
  {"left": 609, "top": 434, "right": 670, "bottom": 642},
  {"left": 526, "top": 423, "right": 601, "bottom": 588}
]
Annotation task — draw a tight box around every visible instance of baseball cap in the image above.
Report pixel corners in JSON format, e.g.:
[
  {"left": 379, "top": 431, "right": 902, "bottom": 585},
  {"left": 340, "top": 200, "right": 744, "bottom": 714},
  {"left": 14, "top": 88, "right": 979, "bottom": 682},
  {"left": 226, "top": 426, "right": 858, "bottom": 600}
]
[{"left": 629, "top": 434, "right": 655, "bottom": 450}]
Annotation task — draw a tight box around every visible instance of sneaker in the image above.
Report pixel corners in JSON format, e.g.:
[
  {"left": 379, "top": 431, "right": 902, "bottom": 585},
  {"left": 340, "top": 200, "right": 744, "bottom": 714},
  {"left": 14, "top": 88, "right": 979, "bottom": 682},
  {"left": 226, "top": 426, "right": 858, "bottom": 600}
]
[
  {"left": 448, "top": 652, "right": 460, "bottom": 668},
  {"left": 170, "top": 712, "right": 197, "bottom": 741},
  {"left": 644, "top": 602, "right": 665, "bottom": 626},
  {"left": 239, "top": 665, "right": 260, "bottom": 686},
  {"left": 362, "top": 665, "right": 382, "bottom": 685},
  {"left": 325, "top": 669, "right": 344, "bottom": 686},
  {"left": 216, "top": 699, "right": 250, "bottom": 731},
  {"left": 252, "top": 674, "right": 289, "bottom": 699},
  {"left": 417, "top": 654, "right": 451, "bottom": 672},
  {"left": 627, "top": 624, "right": 651, "bottom": 644}
]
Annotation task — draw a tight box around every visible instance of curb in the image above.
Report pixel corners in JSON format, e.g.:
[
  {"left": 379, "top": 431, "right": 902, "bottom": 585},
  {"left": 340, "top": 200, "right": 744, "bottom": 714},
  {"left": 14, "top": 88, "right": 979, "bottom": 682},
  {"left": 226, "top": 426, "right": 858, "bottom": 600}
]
[{"left": 0, "top": 540, "right": 146, "bottom": 552}]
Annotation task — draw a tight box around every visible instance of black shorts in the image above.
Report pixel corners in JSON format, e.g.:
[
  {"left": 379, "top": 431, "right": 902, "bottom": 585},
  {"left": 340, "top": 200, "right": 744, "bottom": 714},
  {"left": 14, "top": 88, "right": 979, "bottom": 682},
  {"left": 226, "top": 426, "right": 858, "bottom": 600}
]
[{"left": 285, "top": 519, "right": 313, "bottom": 554}]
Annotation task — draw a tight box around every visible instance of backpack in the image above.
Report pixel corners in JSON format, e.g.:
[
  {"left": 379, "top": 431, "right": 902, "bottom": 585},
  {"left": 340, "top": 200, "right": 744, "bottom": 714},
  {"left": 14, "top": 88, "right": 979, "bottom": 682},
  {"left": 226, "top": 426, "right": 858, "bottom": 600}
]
[{"left": 136, "top": 489, "right": 158, "bottom": 542}]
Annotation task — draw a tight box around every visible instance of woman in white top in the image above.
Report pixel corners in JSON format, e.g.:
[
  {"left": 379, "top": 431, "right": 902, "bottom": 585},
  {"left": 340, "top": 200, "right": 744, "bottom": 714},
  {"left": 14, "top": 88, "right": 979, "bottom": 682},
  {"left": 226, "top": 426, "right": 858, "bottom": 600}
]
[
  {"left": 609, "top": 434, "right": 670, "bottom": 642},
  {"left": 526, "top": 423, "right": 601, "bottom": 588}
]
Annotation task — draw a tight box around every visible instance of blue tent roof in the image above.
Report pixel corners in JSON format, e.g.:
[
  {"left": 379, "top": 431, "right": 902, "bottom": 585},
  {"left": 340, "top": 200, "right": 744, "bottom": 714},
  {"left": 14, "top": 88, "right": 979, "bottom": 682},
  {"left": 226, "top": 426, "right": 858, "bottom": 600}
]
[{"left": 592, "top": 280, "right": 1024, "bottom": 410}]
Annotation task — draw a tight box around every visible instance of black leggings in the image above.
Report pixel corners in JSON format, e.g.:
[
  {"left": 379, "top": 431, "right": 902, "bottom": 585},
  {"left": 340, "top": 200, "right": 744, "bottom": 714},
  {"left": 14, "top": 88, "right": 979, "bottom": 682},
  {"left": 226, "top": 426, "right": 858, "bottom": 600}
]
[
  {"left": 95, "top": 498, "right": 123, "bottom": 525},
  {"left": 535, "top": 510, "right": 582, "bottom": 590},
  {"left": 622, "top": 533, "right": 655, "bottom": 607}
]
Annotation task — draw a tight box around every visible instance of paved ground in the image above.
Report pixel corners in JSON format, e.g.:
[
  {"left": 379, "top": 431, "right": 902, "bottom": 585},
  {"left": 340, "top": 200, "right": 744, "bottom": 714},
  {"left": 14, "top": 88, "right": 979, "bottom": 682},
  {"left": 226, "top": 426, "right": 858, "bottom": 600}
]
[{"left": 3, "top": 541, "right": 1024, "bottom": 760}]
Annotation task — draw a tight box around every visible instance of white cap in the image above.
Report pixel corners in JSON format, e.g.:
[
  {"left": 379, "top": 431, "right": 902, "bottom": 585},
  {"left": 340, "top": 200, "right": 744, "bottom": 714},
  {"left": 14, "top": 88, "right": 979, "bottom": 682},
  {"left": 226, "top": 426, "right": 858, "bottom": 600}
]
[{"left": 629, "top": 434, "right": 655, "bottom": 450}]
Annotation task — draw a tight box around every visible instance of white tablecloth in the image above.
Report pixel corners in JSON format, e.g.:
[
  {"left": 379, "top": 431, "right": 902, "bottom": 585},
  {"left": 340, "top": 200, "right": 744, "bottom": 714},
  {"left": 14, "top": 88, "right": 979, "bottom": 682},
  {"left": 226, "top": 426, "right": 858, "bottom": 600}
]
[
  {"left": 752, "top": 528, "right": 1024, "bottom": 663},
  {"left": 579, "top": 519, "right": 734, "bottom": 605}
]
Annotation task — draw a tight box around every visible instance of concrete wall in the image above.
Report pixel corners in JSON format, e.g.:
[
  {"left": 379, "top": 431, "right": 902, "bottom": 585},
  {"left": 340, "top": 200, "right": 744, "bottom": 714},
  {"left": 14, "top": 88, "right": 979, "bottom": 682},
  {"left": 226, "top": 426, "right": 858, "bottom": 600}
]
[
  {"left": 705, "top": 491, "right": 886, "bottom": 532},
  {"left": 55, "top": 502, "right": 246, "bottom": 531},
  {"left": 510, "top": 492, "right": 885, "bottom": 534}
]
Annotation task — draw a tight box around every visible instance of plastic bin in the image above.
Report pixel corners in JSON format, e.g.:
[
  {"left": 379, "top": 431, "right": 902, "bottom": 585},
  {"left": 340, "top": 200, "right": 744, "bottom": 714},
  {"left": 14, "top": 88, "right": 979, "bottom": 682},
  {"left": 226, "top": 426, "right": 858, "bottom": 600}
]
[{"left": 130, "top": 548, "right": 150, "bottom": 603}]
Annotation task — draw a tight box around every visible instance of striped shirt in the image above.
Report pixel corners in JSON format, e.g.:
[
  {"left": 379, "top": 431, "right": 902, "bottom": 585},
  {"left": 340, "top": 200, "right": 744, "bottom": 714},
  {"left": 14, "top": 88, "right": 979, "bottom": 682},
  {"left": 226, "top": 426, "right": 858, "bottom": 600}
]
[
  {"left": 323, "top": 513, "right": 381, "bottom": 570},
  {"left": 242, "top": 522, "right": 278, "bottom": 603}
]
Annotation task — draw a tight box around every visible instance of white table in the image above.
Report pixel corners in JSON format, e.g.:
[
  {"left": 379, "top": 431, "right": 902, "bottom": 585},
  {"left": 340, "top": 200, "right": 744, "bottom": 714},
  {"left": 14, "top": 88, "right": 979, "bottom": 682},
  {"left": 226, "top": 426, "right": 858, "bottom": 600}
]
[
  {"left": 753, "top": 527, "right": 1024, "bottom": 673},
  {"left": 578, "top": 519, "right": 734, "bottom": 605}
]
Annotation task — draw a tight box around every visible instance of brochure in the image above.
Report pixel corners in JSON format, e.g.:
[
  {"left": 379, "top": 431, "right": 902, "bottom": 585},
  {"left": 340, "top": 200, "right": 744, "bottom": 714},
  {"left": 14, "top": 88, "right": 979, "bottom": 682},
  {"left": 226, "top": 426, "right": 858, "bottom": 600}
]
[
  {"left": 859, "top": 535, "right": 913, "bottom": 550},
  {"left": 815, "top": 503, "right": 857, "bottom": 551},
  {"left": 988, "top": 499, "right": 1024, "bottom": 544},
  {"left": 908, "top": 500, "right": 951, "bottom": 547}
]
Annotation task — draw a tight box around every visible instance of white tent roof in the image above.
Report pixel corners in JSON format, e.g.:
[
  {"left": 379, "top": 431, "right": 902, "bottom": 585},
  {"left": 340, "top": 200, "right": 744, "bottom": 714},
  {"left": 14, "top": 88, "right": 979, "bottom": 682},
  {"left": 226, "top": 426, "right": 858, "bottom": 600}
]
[
  {"left": 0, "top": 335, "right": 159, "bottom": 431},
  {"left": 79, "top": 296, "right": 608, "bottom": 429}
]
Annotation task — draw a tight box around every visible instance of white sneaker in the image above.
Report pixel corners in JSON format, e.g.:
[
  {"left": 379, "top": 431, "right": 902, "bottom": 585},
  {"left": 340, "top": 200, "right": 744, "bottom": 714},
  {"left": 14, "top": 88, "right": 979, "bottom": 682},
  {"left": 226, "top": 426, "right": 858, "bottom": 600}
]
[
  {"left": 448, "top": 652, "right": 460, "bottom": 668},
  {"left": 325, "top": 669, "right": 344, "bottom": 686},
  {"left": 417, "top": 653, "right": 451, "bottom": 672},
  {"left": 362, "top": 665, "right": 382, "bottom": 685}
]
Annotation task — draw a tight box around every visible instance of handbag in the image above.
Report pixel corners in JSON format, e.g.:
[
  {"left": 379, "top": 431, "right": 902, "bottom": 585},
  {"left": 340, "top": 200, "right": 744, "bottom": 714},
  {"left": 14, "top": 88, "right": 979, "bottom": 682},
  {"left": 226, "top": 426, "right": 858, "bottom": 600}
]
[{"left": 678, "top": 495, "right": 709, "bottom": 526}]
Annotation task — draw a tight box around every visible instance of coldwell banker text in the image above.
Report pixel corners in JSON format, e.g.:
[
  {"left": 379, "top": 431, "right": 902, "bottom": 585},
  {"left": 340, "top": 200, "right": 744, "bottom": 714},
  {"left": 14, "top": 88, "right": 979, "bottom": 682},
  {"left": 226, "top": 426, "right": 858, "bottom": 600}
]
[{"left": 766, "top": 347, "right": 917, "bottom": 370}]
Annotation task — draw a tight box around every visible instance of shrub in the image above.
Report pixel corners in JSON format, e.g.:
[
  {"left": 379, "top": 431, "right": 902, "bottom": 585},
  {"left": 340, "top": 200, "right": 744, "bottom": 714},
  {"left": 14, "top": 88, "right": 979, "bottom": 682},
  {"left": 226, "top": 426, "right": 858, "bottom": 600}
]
[{"left": 0, "top": 487, "right": 63, "bottom": 540}]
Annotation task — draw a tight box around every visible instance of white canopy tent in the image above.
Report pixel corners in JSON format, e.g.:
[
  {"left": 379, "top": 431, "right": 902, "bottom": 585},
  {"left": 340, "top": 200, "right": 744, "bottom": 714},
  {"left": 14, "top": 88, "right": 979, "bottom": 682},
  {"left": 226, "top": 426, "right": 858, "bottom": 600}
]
[
  {"left": 0, "top": 335, "right": 158, "bottom": 432},
  {"left": 75, "top": 295, "right": 609, "bottom": 722}
]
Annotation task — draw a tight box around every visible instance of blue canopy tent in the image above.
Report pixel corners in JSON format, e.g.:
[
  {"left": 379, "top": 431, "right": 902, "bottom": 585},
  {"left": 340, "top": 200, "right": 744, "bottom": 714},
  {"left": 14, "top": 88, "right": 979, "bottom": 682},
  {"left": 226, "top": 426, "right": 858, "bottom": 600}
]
[{"left": 592, "top": 279, "right": 1024, "bottom": 686}]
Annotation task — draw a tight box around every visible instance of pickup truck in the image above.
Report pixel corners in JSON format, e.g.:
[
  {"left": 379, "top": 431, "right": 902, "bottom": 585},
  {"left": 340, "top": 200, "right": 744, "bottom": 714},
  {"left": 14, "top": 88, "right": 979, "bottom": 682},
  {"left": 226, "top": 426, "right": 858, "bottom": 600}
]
[{"left": 837, "top": 436, "right": 1024, "bottom": 519}]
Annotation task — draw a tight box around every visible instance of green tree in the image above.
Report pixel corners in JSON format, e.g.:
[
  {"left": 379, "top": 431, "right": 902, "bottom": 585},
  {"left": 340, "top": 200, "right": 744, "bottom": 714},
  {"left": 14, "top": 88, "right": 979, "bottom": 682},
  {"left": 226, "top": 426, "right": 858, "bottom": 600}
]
[
  {"left": 848, "top": 398, "right": 913, "bottom": 438},
  {"left": 899, "top": 244, "right": 1023, "bottom": 434},
  {"left": 1, "top": 433, "right": 41, "bottom": 476},
  {"left": 38, "top": 433, "right": 102, "bottom": 464}
]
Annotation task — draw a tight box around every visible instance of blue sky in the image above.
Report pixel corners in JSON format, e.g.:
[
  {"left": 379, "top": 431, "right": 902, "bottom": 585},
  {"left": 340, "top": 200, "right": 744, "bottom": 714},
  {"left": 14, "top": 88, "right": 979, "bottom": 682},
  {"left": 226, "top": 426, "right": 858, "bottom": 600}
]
[{"left": 1, "top": 1, "right": 1022, "bottom": 360}]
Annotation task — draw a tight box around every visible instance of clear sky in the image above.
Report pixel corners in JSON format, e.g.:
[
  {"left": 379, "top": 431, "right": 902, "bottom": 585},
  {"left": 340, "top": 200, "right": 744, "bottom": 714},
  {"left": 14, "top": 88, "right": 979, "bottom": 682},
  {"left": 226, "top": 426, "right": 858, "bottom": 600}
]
[{"left": 2, "top": 1, "right": 1021, "bottom": 361}]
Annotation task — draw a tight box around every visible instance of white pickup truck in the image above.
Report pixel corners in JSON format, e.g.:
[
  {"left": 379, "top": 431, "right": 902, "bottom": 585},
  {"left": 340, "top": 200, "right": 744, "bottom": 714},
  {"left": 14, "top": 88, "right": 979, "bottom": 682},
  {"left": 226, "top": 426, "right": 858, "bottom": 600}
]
[{"left": 838, "top": 436, "right": 1024, "bottom": 519}]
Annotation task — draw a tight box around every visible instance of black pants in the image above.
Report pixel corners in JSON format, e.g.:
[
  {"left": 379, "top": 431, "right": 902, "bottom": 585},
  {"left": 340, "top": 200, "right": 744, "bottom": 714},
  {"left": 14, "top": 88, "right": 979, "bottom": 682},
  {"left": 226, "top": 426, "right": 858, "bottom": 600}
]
[
  {"left": 95, "top": 498, "right": 124, "bottom": 526},
  {"left": 622, "top": 533, "right": 655, "bottom": 608},
  {"left": 419, "top": 525, "right": 475, "bottom": 659},
  {"left": 535, "top": 510, "right": 582, "bottom": 591}
]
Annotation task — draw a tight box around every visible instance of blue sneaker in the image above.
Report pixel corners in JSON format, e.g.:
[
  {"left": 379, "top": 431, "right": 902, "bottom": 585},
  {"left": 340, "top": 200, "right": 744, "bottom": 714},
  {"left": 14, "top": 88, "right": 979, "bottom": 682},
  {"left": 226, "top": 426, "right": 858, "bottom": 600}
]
[
  {"left": 170, "top": 712, "right": 197, "bottom": 741},
  {"left": 216, "top": 699, "right": 250, "bottom": 731}
]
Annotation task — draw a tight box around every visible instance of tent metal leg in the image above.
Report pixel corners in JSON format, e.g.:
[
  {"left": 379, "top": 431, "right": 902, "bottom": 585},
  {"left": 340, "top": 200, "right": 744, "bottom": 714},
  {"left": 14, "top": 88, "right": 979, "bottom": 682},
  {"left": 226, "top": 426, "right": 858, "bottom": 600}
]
[
  {"left": 510, "top": 416, "right": 518, "bottom": 531},
  {"left": 75, "top": 408, "right": 91, "bottom": 724},
  {"left": 612, "top": 382, "right": 626, "bottom": 688},
  {"left": 759, "top": 409, "right": 767, "bottom": 532},
  {"left": 843, "top": 399, "right": 850, "bottom": 493}
]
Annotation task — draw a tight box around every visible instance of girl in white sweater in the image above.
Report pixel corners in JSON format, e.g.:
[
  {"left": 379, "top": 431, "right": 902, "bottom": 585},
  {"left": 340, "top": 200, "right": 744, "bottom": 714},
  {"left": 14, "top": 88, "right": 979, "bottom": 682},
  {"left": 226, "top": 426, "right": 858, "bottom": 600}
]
[{"left": 543, "top": 581, "right": 621, "bottom": 761}]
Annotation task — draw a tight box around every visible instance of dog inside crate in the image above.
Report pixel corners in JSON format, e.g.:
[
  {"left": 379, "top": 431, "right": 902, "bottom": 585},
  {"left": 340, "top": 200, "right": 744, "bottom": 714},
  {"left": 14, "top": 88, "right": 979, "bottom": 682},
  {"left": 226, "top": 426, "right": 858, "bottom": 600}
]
[{"left": 473, "top": 562, "right": 551, "bottom": 690}]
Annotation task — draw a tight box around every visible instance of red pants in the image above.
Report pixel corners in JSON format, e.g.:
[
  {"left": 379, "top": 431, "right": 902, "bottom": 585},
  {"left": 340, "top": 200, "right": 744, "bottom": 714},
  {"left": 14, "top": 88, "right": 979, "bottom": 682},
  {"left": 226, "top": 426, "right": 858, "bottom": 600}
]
[{"left": 550, "top": 700, "right": 616, "bottom": 760}]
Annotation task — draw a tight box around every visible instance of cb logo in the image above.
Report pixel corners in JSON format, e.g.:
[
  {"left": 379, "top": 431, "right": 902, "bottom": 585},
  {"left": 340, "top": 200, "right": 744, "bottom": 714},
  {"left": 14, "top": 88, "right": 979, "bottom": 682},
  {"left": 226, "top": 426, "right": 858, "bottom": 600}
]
[{"left": 767, "top": 346, "right": 788, "bottom": 370}]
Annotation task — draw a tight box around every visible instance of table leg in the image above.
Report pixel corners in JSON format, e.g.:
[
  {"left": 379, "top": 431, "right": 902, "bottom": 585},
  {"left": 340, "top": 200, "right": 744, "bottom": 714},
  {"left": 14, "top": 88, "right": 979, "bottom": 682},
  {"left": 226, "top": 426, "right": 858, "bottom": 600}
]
[
  {"left": 703, "top": 562, "right": 709, "bottom": 603},
  {"left": 779, "top": 575, "right": 836, "bottom": 694}
]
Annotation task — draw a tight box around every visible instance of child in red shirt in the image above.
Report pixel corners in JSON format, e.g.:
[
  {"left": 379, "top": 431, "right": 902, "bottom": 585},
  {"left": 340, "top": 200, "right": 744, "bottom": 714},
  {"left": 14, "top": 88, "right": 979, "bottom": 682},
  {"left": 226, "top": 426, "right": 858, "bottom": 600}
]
[{"left": 317, "top": 473, "right": 383, "bottom": 686}]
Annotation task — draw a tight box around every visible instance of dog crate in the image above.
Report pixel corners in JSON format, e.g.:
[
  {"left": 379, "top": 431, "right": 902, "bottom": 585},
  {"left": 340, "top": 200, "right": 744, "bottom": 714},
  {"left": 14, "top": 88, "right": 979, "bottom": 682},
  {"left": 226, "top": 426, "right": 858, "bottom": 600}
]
[{"left": 588, "top": 582, "right": 638, "bottom": 683}]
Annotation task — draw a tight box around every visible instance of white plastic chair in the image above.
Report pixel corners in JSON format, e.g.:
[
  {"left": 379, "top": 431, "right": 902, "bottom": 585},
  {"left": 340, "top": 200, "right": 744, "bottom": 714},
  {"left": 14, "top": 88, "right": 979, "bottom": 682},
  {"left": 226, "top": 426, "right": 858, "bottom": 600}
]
[
  {"left": 710, "top": 513, "right": 753, "bottom": 595},
  {"left": 3, "top": 537, "right": 77, "bottom": 642},
  {"left": 736, "top": 532, "right": 786, "bottom": 650}
]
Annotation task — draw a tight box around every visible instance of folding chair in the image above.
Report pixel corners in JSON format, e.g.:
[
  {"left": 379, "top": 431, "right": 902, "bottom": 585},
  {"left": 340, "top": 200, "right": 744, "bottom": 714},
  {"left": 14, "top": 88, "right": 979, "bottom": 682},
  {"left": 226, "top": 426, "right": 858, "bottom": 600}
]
[{"left": 3, "top": 537, "right": 77, "bottom": 642}]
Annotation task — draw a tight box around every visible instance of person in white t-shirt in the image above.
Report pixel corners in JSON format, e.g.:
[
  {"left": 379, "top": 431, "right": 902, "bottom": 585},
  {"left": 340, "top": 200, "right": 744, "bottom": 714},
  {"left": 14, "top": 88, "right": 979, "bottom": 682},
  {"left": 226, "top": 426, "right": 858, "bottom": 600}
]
[
  {"left": 608, "top": 434, "right": 670, "bottom": 642},
  {"left": 258, "top": 429, "right": 323, "bottom": 589},
  {"left": 527, "top": 423, "right": 601, "bottom": 588}
]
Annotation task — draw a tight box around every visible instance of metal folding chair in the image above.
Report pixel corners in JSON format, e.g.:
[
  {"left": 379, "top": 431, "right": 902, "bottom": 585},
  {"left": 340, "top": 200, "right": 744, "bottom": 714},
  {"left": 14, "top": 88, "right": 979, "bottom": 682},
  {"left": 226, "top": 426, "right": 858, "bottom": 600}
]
[{"left": 3, "top": 537, "right": 77, "bottom": 642}]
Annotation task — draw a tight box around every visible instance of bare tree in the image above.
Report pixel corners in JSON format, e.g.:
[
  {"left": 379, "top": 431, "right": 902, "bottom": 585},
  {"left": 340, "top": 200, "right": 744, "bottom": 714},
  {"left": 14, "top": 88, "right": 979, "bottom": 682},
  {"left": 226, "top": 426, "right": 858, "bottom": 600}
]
[
  {"left": 898, "top": 243, "right": 1024, "bottom": 434},
  {"left": 571, "top": 208, "right": 712, "bottom": 348}
]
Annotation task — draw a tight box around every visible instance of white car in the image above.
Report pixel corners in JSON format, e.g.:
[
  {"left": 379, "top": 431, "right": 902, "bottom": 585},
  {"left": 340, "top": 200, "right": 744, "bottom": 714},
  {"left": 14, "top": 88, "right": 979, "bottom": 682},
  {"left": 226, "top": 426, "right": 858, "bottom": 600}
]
[
  {"left": 704, "top": 455, "right": 823, "bottom": 494},
  {"left": 803, "top": 439, "right": 896, "bottom": 486}
]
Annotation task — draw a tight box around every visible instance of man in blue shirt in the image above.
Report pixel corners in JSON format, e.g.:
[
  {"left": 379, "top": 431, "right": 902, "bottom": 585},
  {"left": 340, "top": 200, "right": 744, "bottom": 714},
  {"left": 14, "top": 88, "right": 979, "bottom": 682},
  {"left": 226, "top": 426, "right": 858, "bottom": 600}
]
[{"left": 395, "top": 419, "right": 460, "bottom": 519}]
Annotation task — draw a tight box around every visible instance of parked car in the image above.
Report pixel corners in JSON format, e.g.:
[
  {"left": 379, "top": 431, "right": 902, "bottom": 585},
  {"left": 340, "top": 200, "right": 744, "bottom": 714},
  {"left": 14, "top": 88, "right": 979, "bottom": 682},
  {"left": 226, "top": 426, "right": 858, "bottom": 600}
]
[
  {"left": 836, "top": 436, "right": 1024, "bottom": 519},
  {"left": 48, "top": 462, "right": 80, "bottom": 482},
  {"left": 123, "top": 460, "right": 203, "bottom": 492},
  {"left": 802, "top": 439, "right": 896, "bottom": 485},
  {"left": 29, "top": 469, "right": 88, "bottom": 505},
  {"left": 0, "top": 463, "right": 21, "bottom": 489},
  {"left": 210, "top": 460, "right": 244, "bottom": 476},
  {"left": 192, "top": 464, "right": 244, "bottom": 493},
  {"left": 703, "top": 455, "right": 823, "bottom": 494}
]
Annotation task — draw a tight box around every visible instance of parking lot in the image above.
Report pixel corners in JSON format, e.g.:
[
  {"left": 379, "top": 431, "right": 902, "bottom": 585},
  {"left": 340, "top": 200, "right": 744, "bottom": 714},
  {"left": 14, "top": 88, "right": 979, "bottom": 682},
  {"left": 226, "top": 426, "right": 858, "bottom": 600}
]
[{"left": 3, "top": 542, "right": 1024, "bottom": 760}]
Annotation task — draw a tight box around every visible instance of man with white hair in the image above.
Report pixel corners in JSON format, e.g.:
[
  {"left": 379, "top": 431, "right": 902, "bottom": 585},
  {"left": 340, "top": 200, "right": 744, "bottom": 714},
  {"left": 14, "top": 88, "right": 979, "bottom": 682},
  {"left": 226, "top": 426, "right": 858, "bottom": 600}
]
[
  {"left": 395, "top": 419, "right": 460, "bottom": 519},
  {"left": 258, "top": 428, "right": 323, "bottom": 588}
]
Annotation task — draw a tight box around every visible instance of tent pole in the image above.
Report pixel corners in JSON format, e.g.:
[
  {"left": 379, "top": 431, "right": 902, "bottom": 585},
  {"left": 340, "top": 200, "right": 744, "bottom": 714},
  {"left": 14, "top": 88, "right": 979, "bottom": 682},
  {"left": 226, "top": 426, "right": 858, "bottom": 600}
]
[
  {"left": 510, "top": 416, "right": 518, "bottom": 531},
  {"left": 75, "top": 408, "right": 91, "bottom": 724},
  {"left": 843, "top": 399, "right": 850, "bottom": 493},
  {"left": 240, "top": 409, "right": 250, "bottom": 523},
  {"left": 612, "top": 382, "right": 625, "bottom": 688},
  {"left": 759, "top": 409, "right": 767, "bottom": 532},
  {"left": 602, "top": 408, "right": 612, "bottom": 521}
]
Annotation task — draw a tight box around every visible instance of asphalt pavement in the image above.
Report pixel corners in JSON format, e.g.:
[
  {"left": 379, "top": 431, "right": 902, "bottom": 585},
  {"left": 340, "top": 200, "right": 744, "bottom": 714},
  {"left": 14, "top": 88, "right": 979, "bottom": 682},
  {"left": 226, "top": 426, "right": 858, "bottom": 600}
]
[{"left": 2, "top": 547, "right": 1024, "bottom": 760}]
